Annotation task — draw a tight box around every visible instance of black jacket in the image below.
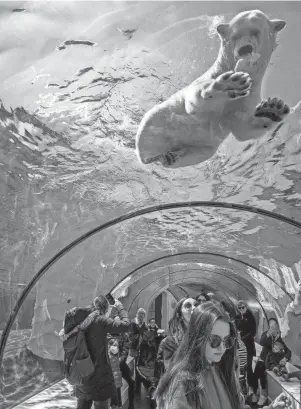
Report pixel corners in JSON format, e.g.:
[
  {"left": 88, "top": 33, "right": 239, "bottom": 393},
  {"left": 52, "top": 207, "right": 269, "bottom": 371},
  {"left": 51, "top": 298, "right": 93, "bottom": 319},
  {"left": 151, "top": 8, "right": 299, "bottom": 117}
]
[
  {"left": 235, "top": 309, "right": 257, "bottom": 357},
  {"left": 259, "top": 330, "right": 291, "bottom": 362},
  {"left": 129, "top": 320, "right": 148, "bottom": 351},
  {"left": 266, "top": 351, "right": 287, "bottom": 370},
  {"left": 64, "top": 304, "right": 130, "bottom": 401}
]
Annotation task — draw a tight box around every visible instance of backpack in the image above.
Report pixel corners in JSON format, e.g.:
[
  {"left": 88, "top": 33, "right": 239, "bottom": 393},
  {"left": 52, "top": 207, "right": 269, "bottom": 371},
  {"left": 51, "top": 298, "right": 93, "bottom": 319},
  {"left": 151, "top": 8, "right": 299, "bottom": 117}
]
[{"left": 61, "top": 309, "right": 98, "bottom": 386}]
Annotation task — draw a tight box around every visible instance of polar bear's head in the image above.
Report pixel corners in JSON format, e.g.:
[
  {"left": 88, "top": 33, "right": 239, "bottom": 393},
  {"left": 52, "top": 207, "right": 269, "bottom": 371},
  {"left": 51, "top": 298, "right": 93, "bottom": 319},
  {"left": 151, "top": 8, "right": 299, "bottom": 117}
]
[{"left": 216, "top": 10, "right": 286, "bottom": 64}]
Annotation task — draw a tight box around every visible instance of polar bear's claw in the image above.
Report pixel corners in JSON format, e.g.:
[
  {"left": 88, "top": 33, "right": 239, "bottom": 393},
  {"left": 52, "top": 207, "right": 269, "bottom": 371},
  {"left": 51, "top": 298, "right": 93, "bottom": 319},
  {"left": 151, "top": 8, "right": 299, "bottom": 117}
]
[
  {"left": 163, "top": 151, "right": 179, "bottom": 165},
  {"left": 202, "top": 70, "right": 252, "bottom": 100},
  {"left": 255, "top": 97, "right": 290, "bottom": 122}
]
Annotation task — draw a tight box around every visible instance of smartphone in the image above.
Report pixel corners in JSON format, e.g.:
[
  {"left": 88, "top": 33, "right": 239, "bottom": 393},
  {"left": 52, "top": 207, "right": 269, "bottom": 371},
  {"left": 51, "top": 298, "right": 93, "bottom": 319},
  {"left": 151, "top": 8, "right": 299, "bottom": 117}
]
[{"left": 105, "top": 293, "right": 115, "bottom": 306}]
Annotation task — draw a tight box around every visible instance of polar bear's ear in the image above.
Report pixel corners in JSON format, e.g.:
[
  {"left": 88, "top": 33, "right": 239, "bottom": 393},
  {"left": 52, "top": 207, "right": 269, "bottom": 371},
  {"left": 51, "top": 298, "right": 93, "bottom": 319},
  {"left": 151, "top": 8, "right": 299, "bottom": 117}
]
[
  {"left": 270, "top": 19, "right": 286, "bottom": 32},
  {"left": 216, "top": 23, "right": 230, "bottom": 38}
]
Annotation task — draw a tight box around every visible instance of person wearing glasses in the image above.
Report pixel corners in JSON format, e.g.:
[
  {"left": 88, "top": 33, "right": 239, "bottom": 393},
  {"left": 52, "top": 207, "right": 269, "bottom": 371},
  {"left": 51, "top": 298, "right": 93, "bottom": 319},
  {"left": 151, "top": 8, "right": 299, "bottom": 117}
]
[
  {"left": 155, "top": 302, "right": 291, "bottom": 409},
  {"left": 196, "top": 292, "right": 210, "bottom": 304},
  {"left": 235, "top": 300, "right": 257, "bottom": 400},
  {"left": 157, "top": 297, "right": 198, "bottom": 371}
]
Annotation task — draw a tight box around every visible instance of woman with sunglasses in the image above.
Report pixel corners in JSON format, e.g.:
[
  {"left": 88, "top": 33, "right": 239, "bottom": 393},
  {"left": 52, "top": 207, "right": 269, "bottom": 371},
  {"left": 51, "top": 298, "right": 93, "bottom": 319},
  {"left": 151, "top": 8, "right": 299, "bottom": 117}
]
[
  {"left": 235, "top": 300, "right": 257, "bottom": 400},
  {"left": 157, "top": 297, "right": 198, "bottom": 370},
  {"left": 155, "top": 302, "right": 291, "bottom": 409}
]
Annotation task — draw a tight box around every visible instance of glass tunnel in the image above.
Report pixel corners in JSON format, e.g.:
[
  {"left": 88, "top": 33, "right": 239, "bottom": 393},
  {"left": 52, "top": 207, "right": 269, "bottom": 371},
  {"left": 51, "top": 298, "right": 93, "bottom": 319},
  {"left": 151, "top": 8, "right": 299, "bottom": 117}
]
[
  {"left": 1, "top": 1, "right": 301, "bottom": 409},
  {"left": 1, "top": 203, "right": 301, "bottom": 408}
]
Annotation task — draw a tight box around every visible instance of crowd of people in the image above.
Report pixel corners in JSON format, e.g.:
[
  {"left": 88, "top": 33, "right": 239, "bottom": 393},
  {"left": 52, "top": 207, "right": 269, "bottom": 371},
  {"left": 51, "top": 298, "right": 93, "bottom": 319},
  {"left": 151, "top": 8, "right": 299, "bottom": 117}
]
[{"left": 60, "top": 282, "right": 301, "bottom": 409}]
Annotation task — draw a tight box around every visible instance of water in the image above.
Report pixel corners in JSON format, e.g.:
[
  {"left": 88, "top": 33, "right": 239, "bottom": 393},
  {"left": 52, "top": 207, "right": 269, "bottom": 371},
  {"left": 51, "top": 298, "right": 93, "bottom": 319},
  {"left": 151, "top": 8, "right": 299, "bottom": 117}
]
[{"left": 0, "top": 1, "right": 301, "bottom": 407}]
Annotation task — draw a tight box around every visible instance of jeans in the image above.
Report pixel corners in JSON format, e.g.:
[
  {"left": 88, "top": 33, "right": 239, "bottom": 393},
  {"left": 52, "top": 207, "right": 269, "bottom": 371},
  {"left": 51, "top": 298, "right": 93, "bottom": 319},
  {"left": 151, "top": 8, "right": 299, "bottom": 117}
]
[
  {"left": 120, "top": 360, "right": 135, "bottom": 406},
  {"left": 111, "top": 388, "right": 122, "bottom": 407},
  {"left": 246, "top": 351, "right": 256, "bottom": 390},
  {"left": 253, "top": 360, "right": 267, "bottom": 393},
  {"left": 76, "top": 398, "right": 110, "bottom": 409}
]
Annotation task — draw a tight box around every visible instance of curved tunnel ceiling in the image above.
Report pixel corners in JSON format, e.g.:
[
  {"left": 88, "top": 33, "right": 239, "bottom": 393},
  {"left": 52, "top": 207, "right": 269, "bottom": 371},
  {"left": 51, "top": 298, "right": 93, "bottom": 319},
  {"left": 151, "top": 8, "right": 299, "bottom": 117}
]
[
  {"left": 112, "top": 252, "right": 292, "bottom": 313},
  {"left": 126, "top": 268, "right": 267, "bottom": 318}
]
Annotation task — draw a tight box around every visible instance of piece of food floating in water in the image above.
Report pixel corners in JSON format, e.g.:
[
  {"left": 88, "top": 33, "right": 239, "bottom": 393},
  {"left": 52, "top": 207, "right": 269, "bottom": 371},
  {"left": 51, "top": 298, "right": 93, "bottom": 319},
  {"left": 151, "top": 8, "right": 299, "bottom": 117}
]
[{"left": 235, "top": 53, "right": 261, "bottom": 72}]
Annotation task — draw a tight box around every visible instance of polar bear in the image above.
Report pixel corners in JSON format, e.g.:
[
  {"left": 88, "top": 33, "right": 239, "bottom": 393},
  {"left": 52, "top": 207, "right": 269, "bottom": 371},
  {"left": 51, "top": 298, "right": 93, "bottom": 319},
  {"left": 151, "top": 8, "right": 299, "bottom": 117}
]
[{"left": 135, "top": 10, "right": 290, "bottom": 168}]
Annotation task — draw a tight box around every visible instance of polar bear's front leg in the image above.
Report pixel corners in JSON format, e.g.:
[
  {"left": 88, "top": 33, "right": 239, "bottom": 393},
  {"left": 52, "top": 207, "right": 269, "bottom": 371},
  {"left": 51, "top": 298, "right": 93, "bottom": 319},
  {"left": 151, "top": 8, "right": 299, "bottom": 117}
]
[
  {"left": 186, "top": 71, "right": 252, "bottom": 115},
  {"left": 201, "top": 71, "right": 252, "bottom": 100},
  {"left": 252, "top": 97, "right": 290, "bottom": 128},
  {"left": 231, "top": 97, "right": 290, "bottom": 141}
]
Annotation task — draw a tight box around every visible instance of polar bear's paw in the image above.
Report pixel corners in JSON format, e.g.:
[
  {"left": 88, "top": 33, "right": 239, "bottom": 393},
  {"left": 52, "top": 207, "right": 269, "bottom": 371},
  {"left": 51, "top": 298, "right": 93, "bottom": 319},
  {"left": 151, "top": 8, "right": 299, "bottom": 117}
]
[
  {"left": 254, "top": 97, "right": 290, "bottom": 124},
  {"left": 201, "top": 71, "right": 252, "bottom": 100},
  {"left": 162, "top": 151, "right": 179, "bottom": 166}
]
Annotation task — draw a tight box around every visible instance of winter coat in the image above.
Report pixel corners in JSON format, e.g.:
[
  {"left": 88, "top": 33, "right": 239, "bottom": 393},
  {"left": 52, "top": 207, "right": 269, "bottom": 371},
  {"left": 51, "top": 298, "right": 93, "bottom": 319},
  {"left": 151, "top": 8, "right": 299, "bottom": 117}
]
[
  {"left": 235, "top": 309, "right": 257, "bottom": 357},
  {"left": 129, "top": 319, "right": 148, "bottom": 352},
  {"left": 63, "top": 304, "right": 130, "bottom": 401},
  {"left": 259, "top": 330, "right": 291, "bottom": 362},
  {"left": 266, "top": 351, "right": 287, "bottom": 371},
  {"left": 156, "top": 365, "right": 249, "bottom": 409},
  {"left": 142, "top": 327, "right": 158, "bottom": 347},
  {"left": 108, "top": 353, "right": 123, "bottom": 388},
  {"left": 107, "top": 332, "right": 130, "bottom": 364}
]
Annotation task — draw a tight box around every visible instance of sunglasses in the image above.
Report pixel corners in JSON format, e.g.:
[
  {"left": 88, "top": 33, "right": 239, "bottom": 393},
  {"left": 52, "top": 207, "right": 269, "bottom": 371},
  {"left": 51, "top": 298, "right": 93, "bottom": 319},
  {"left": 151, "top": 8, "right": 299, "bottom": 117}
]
[
  {"left": 183, "top": 301, "right": 199, "bottom": 310},
  {"left": 208, "top": 334, "right": 235, "bottom": 349},
  {"left": 238, "top": 306, "right": 246, "bottom": 310}
]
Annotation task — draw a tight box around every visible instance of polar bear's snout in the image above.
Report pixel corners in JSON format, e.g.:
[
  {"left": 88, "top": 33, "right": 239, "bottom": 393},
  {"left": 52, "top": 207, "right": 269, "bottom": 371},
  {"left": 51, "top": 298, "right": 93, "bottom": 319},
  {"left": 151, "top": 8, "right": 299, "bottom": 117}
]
[
  {"left": 237, "top": 44, "right": 254, "bottom": 56},
  {"left": 233, "top": 33, "right": 259, "bottom": 59}
]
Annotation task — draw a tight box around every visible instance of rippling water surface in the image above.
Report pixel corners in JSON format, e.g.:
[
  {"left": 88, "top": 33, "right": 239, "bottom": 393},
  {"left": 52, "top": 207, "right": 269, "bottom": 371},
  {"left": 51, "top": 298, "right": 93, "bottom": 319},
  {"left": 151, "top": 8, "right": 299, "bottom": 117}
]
[{"left": 1, "top": 1, "right": 301, "bottom": 407}]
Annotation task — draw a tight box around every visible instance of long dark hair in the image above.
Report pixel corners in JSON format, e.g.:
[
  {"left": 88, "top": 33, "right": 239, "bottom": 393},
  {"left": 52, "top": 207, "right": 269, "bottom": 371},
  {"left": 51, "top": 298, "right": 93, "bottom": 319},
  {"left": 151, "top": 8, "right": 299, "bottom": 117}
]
[
  {"left": 168, "top": 297, "right": 190, "bottom": 344},
  {"left": 155, "top": 302, "right": 240, "bottom": 409}
]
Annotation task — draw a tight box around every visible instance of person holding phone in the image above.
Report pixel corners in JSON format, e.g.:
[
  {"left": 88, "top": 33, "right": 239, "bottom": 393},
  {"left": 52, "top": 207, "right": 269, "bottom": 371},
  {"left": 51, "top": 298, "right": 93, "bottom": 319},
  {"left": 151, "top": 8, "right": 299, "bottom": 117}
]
[{"left": 63, "top": 294, "right": 130, "bottom": 409}]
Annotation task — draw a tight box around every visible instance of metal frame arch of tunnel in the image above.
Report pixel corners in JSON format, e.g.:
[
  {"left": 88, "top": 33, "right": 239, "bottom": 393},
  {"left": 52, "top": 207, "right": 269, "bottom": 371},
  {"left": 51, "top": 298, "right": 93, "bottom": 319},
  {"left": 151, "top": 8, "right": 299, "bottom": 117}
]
[
  {"left": 110, "top": 251, "right": 292, "bottom": 307},
  {"left": 1, "top": 201, "right": 300, "bottom": 367},
  {"left": 126, "top": 268, "right": 268, "bottom": 321},
  {"left": 166, "top": 286, "right": 189, "bottom": 301}
]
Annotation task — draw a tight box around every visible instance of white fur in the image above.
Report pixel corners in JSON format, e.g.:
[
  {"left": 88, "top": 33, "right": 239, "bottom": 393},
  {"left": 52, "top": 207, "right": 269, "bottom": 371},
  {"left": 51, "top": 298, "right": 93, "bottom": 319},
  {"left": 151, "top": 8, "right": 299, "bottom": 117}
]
[{"left": 136, "top": 10, "right": 288, "bottom": 169}]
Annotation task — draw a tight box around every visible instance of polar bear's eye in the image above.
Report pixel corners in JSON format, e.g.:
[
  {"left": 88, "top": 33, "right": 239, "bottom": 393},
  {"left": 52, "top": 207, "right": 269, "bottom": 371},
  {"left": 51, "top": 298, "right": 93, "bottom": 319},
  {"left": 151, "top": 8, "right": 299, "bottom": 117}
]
[
  {"left": 250, "top": 29, "right": 260, "bottom": 37},
  {"left": 231, "top": 34, "right": 240, "bottom": 43}
]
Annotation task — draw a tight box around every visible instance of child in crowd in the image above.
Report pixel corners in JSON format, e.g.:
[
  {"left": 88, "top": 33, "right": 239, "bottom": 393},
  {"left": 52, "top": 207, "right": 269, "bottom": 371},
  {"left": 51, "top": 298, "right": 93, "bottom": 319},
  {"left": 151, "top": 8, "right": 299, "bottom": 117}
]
[
  {"left": 108, "top": 339, "right": 123, "bottom": 409},
  {"left": 266, "top": 340, "right": 288, "bottom": 377}
]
